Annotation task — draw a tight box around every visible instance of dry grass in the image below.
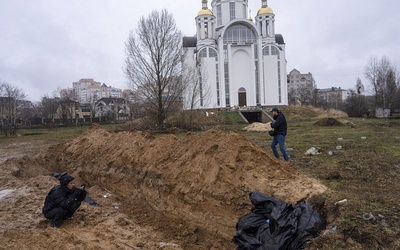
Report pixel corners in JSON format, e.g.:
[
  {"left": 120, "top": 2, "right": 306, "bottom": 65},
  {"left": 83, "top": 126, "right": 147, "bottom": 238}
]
[{"left": 233, "top": 106, "right": 400, "bottom": 249}]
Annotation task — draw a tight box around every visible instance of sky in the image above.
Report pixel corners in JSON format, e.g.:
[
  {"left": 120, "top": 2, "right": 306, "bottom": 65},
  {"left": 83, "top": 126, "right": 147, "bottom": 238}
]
[{"left": 1, "top": 0, "right": 399, "bottom": 102}]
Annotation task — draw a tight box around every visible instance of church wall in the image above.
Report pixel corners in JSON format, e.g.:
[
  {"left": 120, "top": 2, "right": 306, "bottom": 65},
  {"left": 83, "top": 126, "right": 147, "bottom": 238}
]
[
  {"left": 229, "top": 45, "right": 255, "bottom": 107},
  {"left": 202, "top": 57, "right": 219, "bottom": 108},
  {"left": 220, "top": 4, "right": 231, "bottom": 27},
  {"left": 279, "top": 51, "right": 288, "bottom": 105},
  {"left": 182, "top": 48, "right": 198, "bottom": 110},
  {"left": 262, "top": 55, "right": 279, "bottom": 105}
]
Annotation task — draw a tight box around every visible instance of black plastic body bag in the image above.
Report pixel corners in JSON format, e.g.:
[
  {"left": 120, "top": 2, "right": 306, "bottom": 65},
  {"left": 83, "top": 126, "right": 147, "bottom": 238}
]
[{"left": 233, "top": 192, "right": 324, "bottom": 250}]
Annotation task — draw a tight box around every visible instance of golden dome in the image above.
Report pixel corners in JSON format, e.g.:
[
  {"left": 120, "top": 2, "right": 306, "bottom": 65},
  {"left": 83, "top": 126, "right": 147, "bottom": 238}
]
[
  {"left": 198, "top": 8, "right": 213, "bottom": 16},
  {"left": 257, "top": 6, "right": 273, "bottom": 15}
]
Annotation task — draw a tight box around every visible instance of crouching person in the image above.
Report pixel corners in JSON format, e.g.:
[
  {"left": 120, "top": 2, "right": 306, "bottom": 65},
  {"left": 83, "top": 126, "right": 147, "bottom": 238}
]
[{"left": 42, "top": 174, "right": 86, "bottom": 228}]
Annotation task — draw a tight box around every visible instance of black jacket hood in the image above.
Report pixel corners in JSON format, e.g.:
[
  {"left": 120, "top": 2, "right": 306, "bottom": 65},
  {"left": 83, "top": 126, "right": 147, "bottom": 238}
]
[{"left": 59, "top": 174, "right": 74, "bottom": 187}]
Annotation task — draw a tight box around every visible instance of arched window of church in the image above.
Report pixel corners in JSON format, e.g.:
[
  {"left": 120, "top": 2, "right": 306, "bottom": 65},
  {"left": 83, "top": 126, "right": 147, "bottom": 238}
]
[
  {"left": 207, "top": 48, "right": 220, "bottom": 105},
  {"left": 271, "top": 46, "right": 280, "bottom": 59},
  {"left": 208, "top": 48, "right": 217, "bottom": 58},
  {"left": 229, "top": 2, "right": 236, "bottom": 21},
  {"left": 223, "top": 23, "right": 257, "bottom": 44},
  {"left": 262, "top": 46, "right": 270, "bottom": 56},
  {"left": 198, "top": 48, "right": 207, "bottom": 58},
  {"left": 217, "top": 5, "right": 222, "bottom": 26}
]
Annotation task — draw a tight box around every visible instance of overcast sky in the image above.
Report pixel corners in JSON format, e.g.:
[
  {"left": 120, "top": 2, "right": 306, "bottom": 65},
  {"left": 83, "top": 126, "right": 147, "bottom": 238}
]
[{"left": 1, "top": 0, "right": 399, "bottom": 102}]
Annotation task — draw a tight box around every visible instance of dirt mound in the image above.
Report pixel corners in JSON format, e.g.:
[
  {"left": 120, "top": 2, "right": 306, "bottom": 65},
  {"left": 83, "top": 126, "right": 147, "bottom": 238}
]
[
  {"left": 282, "top": 106, "right": 348, "bottom": 122},
  {"left": 0, "top": 125, "right": 326, "bottom": 249},
  {"left": 242, "top": 122, "right": 272, "bottom": 132},
  {"left": 315, "top": 117, "right": 343, "bottom": 126}
]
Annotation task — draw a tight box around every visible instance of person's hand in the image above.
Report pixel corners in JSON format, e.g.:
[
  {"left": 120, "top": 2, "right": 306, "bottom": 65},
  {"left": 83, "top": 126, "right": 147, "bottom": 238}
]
[
  {"left": 71, "top": 188, "right": 81, "bottom": 198},
  {"left": 70, "top": 188, "right": 86, "bottom": 201}
]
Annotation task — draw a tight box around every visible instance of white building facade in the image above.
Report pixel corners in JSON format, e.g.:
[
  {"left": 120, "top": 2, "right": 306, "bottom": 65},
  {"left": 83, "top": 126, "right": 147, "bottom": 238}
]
[
  {"left": 70, "top": 78, "right": 123, "bottom": 104},
  {"left": 183, "top": 0, "right": 288, "bottom": 109},
  {"left": 287, "top": 69, "right": 316, "bottom": 91}
]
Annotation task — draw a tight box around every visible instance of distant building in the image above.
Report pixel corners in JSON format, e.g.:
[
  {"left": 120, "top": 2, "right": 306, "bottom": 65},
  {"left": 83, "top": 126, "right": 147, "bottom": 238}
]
[
  {"left": 94, "top": 97, "right": 131, "bottom": 121},
  {"left": 317, "top": 87, "right": 349, "bottom": 109},
  {"left": 0, "top": 97, "right": 16, "bottom": 123},
  {"left": 53, "top": 99, "right": 82, "bottom": 124},
  {"left": 287, "top": 69, "right": 315, "bottom": 91},
  {"left": 287, "top": 69, "right": 316, "bottom": 105},
  {"left": 0, "top": 98, "right": 35, "bottom": 126},
  {"left": 122, "top": 89, "right": 136, "bottom": 103},
  {"left": 61, "top": 79, "right": 124, "bottom": 104}
]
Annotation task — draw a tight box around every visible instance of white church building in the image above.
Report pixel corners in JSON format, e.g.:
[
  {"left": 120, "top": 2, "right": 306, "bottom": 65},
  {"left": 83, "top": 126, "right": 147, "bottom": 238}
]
[{"left": 183, "top": 0, "right": 288, "bottom": 109}]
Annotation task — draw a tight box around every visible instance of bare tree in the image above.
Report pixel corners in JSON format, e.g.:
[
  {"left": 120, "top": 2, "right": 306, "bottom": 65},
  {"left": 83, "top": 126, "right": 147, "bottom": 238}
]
[
  {"left": 343, "top": 77, "right": 371, "bottom": 116},
  {"left": 384, "top": 67, "right": 399, "bottom": 109},
  {"left": 124, "top": 9, "right": 184, "bottom": 127},
  {"left": 0, "top": 81, "right": 26, "bottom": 136},
  {"left": 297, "top": 83, "right": 315, "bottom": 106},
  {"left": 57, "top": 86, "right": 77, "bottom": 101},
  {"left": 287, "top": 88, "right": 298, "bottom": 106},
  {"left": 59, "top": 100, "right": 80, "bottom": 126},
  {"left": 287, "top": 79, "right": 316, "bottom": 106},
  {"left": 38, "top": 94, "right": 60, "bottom": 124},
  {"left": 182, "top": 56, "right": 211, "bottom": 126},
  {"left": 355, "top": 77, "right": 365, "bottom": 95},
  {"left": 345, "top": 89, "right": 370, "bottom": 117},
  {"left": 364, "top": 55, "right": 399, "bottom": 108}
]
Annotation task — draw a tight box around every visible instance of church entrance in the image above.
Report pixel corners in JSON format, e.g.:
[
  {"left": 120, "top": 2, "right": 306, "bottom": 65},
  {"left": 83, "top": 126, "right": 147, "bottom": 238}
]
[{"left": 238, "top": 87, "right": 247, "bottom": 107}]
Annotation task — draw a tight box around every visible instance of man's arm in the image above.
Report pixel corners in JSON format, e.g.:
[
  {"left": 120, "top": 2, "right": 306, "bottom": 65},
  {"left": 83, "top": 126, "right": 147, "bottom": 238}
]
[{"left": 270, "top": 116, "right": 283, "bottom": 128}]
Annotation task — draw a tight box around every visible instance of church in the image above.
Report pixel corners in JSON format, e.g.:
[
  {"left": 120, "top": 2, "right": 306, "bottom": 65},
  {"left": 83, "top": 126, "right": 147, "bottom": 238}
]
[{"left": 183, "top": 0, "right": 288, "bottom": 109}]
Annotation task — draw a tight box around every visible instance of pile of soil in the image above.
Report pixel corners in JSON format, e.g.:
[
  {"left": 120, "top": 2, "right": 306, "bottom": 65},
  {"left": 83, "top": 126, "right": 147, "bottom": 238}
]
[
  {"left": 0, "top": 125, "right": 326, "bottom": 249},
  {"left": 242, "top": 122, "right": 272, "bottom": 132},
  {"left": 314, "top": 117, "right": 343, "bottom": 126}
]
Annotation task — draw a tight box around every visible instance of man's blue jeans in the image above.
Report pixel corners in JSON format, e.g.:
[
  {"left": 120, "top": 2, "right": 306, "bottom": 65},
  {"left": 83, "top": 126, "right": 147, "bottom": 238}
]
[{"left": 271, "top": 134, "right": 289, "bottom": 161}]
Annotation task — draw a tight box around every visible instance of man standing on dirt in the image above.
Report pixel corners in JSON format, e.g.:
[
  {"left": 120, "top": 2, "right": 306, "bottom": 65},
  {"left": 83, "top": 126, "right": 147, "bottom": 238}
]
[
  {"left": 270, "top": 107, "right": 289, "bottom": 161},
  {"left": 42, "top": 174, "right": 86, "bottom": 228}
]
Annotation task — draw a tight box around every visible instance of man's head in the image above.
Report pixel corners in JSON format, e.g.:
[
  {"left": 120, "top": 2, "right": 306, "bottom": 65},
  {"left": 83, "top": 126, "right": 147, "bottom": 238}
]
[
  {"left": 59, "top": 174, "right": 75, "bottom": 188},
  {"left": 270, "top": 107, "right": 280, "bottom": 115}
]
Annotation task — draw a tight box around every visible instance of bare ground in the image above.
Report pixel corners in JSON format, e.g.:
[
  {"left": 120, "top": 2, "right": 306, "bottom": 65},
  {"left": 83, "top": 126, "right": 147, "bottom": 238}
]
[{"left": 0, "top": 125, "right": 326, "bottom": 249}]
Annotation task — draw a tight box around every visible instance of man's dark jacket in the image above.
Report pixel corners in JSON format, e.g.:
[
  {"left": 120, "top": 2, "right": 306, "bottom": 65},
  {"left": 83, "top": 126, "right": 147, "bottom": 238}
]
[
  {"left": 270, "top": 112, "right": 287, "bottom": 135},
  {"left": 42, "top": 185, "right": 86, "bottom": 214}
]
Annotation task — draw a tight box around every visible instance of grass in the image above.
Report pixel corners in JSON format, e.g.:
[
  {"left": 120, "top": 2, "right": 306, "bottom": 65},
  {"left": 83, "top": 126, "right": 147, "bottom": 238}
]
[
  {"left": 1, "top": 107, "right": 399, "bottom": 249},
  {"left": 0, "top": 124, "right": 123, "bottom": 144},
  {"left": 231, "top": 109, "right": 400, "bottom": 249},
  {"left": 0, "top": 126, "right": 87, "bottom": 143}
]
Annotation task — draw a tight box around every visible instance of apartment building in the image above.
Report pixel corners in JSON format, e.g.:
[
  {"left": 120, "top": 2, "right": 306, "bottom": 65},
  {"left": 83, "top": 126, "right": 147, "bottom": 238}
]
[
  {"left": 287, "top": 69, "right": 315, "bottom": 91},
  {"left": 61, "top": 78, "right": 123, "bottom": 104}
]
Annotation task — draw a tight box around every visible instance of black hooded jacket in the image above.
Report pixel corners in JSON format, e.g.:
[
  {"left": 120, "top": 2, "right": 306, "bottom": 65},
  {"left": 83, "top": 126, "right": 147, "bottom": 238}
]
[
  {"left": 42, "top": 183, "right": 86, "bottom": 214},
  {"left": 270, "top": 112, "right": 287, "bottom": 135}
]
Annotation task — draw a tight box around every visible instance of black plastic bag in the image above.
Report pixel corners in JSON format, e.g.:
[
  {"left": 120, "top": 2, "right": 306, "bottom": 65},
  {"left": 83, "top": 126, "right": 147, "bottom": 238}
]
[{"left": 233, "top": 192, "right": 324, "bottom": 250}]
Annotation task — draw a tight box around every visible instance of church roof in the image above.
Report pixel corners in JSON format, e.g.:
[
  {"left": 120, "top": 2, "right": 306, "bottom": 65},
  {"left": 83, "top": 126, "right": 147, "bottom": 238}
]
[
  {"left": 275, "top": 34, "right": 285, "bottom": 44},
  {"left": 183, "top": 36, "right": 197, "bottom": 48},
  {"left": 198, "top": 8, "right": 213, "bottom": 16},
  {"left": 257, "top": 6, "right": 273, "bottom": 15},
  {"left": 96, "top": 97, "right": 127, "bottom": 105},
  {"left": 197, "top": 0, "right": 212, "bottom": 16}
]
